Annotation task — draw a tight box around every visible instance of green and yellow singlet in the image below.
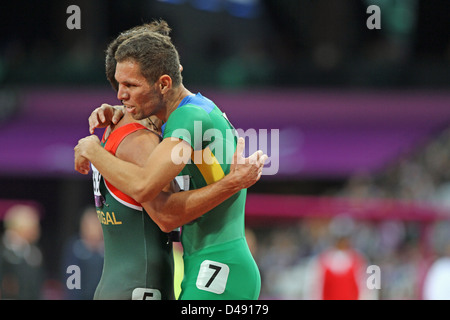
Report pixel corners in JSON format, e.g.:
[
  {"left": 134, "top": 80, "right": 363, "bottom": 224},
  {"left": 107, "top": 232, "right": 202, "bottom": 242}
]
[{"left": 162, "top": 93, "right": 261, "bottom": 300}]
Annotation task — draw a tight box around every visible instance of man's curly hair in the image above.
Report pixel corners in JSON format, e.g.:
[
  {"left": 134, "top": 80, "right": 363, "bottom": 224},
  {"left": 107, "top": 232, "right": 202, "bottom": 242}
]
[{"left": 105, "top": 20, "right": 172, "bottom": 91}]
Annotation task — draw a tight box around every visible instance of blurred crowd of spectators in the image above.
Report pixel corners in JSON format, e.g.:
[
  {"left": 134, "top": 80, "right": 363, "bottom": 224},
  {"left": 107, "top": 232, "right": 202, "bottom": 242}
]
[
  {"left": 0, "top": 205, "right": 103, "bottom": 299},
  {"left": 339, "top": 127, "right": 450, "bottom": 205},
  {"left": 250, "top": 126, "right": 450, "bottom": 299},
  {"left": 250, "top": 217, "right": 425, "bottom": 299}
]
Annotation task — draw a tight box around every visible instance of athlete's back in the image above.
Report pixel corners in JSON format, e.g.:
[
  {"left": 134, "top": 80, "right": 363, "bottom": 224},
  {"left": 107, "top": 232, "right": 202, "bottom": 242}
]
[{"left": 93, "top": 117, "right": 174, "bottom": 300}]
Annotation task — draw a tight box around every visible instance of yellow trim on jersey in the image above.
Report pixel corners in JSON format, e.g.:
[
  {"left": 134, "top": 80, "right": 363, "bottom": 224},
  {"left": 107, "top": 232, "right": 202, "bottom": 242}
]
[{"left": 191, "top": 147, "right": 225, "bottom": 185}]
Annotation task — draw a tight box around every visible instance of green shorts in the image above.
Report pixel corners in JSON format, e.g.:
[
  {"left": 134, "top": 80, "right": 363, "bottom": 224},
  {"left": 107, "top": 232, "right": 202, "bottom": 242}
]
[{"left": 179, "top": 238, "right": 261, "bottom": 300}]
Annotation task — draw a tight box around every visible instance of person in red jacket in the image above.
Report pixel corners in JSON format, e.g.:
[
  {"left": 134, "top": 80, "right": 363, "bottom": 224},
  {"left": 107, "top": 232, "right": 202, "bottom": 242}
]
[{"left": 306, "top": 217, "right": 376, "bottom": 300}]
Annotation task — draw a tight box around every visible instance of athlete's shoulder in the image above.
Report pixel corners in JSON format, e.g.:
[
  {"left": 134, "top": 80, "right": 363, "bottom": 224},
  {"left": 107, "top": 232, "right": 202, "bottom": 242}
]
[
  {"left": 115, "top": 127, "right": 160, "bottom": 166},
  {"left": 169, "top": 104, "right": 210, "bottom": 125},
  {"left": 164, "top": 102, "right": 213, "bottom": 133},
  {"left": 105, "top": 122, "right": 154, "bottom": 151},
  {"left": 185, "top": 93, "right": 217, "bottom": 112},
  {"left": 174, "top": 93, "right": 216, "bottom": 114}
]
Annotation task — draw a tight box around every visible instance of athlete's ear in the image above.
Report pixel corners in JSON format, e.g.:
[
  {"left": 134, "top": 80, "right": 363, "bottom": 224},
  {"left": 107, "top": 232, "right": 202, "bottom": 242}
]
[{"left": 158, "top": 75, "right": 172, "bottom": 94}]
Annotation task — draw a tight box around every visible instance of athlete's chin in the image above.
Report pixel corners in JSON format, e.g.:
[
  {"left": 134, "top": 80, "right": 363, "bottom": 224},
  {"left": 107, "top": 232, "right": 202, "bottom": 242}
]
[{"left": 131, "top": 113, "right": 148, "bottom": 121}]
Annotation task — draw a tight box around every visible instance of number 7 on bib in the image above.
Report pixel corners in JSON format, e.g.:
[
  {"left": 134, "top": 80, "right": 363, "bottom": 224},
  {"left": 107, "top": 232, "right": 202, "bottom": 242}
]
[{"left": 196, "top": 260, "right": 230, "bottom": 294}]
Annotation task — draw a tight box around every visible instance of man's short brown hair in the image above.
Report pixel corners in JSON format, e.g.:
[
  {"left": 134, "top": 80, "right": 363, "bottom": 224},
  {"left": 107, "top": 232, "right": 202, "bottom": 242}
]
[
  {"left": 114, "top": 29, "right": 182, "bottom": 87},
  {"left": 105, "top": 20, "right": 174, "bottom": 90}
]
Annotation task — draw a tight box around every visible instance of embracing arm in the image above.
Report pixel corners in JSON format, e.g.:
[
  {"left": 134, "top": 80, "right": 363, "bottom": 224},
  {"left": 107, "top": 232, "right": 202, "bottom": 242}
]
[
  {"left": 75, "top": 135, "right": 188, "bottom": 203},
  {"left": 143, "top": 175, "right": 240, "bottom": 233},
  {"left": 142, "top": 138, "right": 266, "bottom": 232},
  {"left": 75, "top": 131, "right": 265, "bottom": 233}
]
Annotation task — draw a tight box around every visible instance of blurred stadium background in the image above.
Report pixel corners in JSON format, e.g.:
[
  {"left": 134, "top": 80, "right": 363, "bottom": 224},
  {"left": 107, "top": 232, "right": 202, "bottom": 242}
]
[{"left": 0, "top": 0, "right": 449, "bottom": 299}]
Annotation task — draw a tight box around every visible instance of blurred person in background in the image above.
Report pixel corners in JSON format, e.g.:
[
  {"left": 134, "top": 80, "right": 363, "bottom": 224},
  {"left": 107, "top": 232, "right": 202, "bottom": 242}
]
[
  {"left": 422, "top": 243, "right": 450, "bottom": 300},
  {"left": 61, "top": 206, "right": 103, "bottom": 300},
  {"left": 0, "top": 204, "right": 45, "bottom": 299},
  {"left": 305, "top": 216, "right": 376, "bottom": 300},
  {"left": 422, "top": 221, "right": 450, "bottom": 300}
]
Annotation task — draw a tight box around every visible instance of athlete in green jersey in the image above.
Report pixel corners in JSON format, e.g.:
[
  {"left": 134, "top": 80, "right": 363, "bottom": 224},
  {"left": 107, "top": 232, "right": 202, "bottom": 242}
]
[
  {"left": 75, "top": 22, "right": 267, "bottom": 300},
  {"left": 163, "top": 93, "right": 260, "bottom": 299}
]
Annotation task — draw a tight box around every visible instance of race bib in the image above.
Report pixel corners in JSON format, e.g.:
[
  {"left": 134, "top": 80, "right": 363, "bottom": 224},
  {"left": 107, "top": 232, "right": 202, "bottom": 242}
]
[
  {"left": 92, "top": 164, "right": 105, "bottom": 207},
  {"left": 196, "top": 260, "right": 230, "bottom": 294},
  {"left": 131, "top": 288, "right": 162, "bottom": 300}
]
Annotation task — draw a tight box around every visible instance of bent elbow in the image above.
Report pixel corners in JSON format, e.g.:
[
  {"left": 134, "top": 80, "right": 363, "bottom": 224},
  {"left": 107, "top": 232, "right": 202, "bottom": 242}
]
[
  {"left": 134, "top": 193, "right": 147, "bottom": 205},
  {"left": 132, "top": 179, "right": 162, "bottom": 204},
  {"left": 159, "top": 222, "right": 175, "bottom": 234},
  {"left": 153, "top": 216, "right": 177, "bottom": 233},
  {"left": 133, "top": 183, "right": 152, "bottom": 204},
  {"left": 144, "top": 205, "right": 179, "bottom": 233}
]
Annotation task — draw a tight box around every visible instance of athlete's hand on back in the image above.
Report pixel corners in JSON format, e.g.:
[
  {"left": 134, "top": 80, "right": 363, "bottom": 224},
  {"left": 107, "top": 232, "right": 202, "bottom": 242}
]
[
  {"left": 74, "top": 135, "right": 102, "bottom": 174},
  {"left": 229, "top": 137, "right": 268, "bottom": 189},
  {"left": 89, "top": 104, "right": 125, "bottom": 134}
]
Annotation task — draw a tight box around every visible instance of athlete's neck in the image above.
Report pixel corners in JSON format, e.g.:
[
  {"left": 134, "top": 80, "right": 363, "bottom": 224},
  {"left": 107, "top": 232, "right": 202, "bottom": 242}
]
[
  {"left": 161, "top": 85, "right": 193, "bottom": 122},
  {"left": 105, "top": 111, "right": 136, "bottom": 140}
]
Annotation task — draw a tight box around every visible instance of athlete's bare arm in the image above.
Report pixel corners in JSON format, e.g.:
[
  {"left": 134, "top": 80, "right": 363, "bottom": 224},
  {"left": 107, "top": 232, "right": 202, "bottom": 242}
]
[
  {"left": 75, "top": 134, "right": 189, "bottom": 203},
  {"left": 76, "top": 102, "right": 266, "bottom": 203},
  {"left": 141, "top": 138, "right": 264, "bottom": 232},
  {"left": 83, "top": 112, "right": 267, "bottom": 232}
]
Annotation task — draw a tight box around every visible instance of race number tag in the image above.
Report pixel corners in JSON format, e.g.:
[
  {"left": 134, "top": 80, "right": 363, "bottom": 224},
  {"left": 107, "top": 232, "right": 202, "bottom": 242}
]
[
  {"left": 174, "top": 175, "right": 190, "bottom": 191},
  {"left": 91, "top": 164, "right": 105, "bottom": 207},
  {"left": 92, "top": 164, "right": 101, "bottom": 196},
  {"left": 131, "top": 288, "right": 162, "bottom": 300},
  {"left": 196, "top": 260, "right": 229, "bottom": 294}
]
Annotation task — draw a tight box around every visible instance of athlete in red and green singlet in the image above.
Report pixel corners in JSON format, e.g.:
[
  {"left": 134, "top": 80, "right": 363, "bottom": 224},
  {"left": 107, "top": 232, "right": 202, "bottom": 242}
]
[{"left": 92, "top": 120, "right": 174, "bottom": 300}]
